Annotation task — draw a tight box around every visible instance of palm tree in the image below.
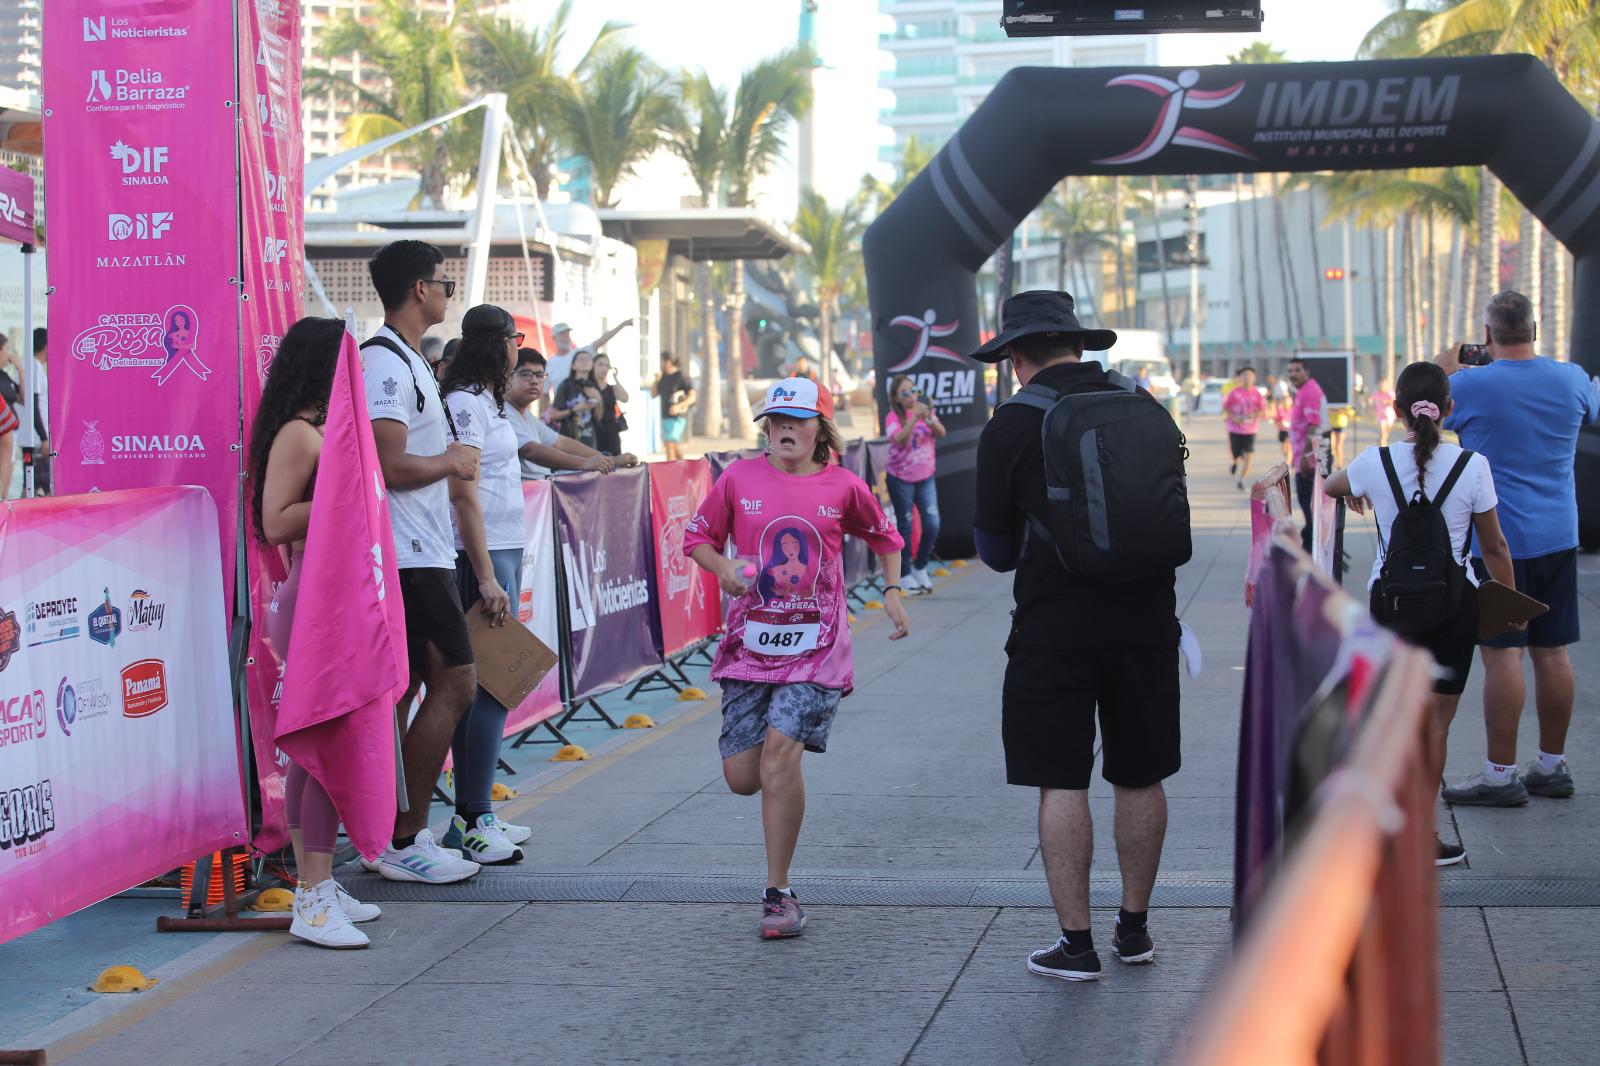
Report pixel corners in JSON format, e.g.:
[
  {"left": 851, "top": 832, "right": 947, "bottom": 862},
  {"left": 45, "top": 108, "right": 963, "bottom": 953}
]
[
  {"left": 664, "top": 70, "right": 730, "bottom": 436},
  {"left": 792, "top": 190, "right": 868, "bottom": 391},
  {"left": 860, "top": 134, "right": 937, "bottom": 214},
  {"left": 307, "top": 0, "right": 468, "bottom": 208},
  {"left": 556, "top": 45, "right": 676, "bottom": 209},
  {"left": 457, "top": 0, "right": 626, "bottom": 201},
  {"left": 1040, "top": 178, "right": 1115, "bottom": 321},
  {"left": 722, "top": 49, "right": 814, "bottom": 433},
  {"left": 1228, "top": 41, "right": 1287, "bottom": 354}
]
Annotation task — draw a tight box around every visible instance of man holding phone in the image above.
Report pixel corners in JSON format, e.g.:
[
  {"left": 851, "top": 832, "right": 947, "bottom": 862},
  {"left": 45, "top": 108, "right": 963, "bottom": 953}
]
[{"left": 1435, "top": 291, "right": 1600, "bottom": 806}]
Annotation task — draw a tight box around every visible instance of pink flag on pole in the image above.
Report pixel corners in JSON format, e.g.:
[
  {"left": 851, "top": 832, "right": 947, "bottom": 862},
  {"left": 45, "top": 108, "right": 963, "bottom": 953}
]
[{"left": 276, "top": 332, "right": 408, "bottom": 859}]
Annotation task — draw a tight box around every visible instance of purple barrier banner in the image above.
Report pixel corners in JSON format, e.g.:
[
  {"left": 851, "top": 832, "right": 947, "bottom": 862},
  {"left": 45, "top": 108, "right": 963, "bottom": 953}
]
[
  {"left": 707, "top": 448, "right": 761, "bottom": 482},
  {"left": 552, "top": 466, "right": 664, "bottom": 702}
]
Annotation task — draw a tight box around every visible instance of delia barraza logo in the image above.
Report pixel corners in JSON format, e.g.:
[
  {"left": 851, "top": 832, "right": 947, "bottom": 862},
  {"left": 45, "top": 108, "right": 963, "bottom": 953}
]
[
  {"left": 0, "top": 606, "right": 18, "bottom": 672},
  {"left": 87, "top": 68, "right": 190, "bottom": 112},
  {"left": 0, "top": 689, "right": 46, "bottom": 749},
  {"left": 88, "top": 588, "right": 122, "bottom": 648},
  {"left": 121, "top": 658, "right": 168, "bottom": 719},
  {"left": 0, "top": 779, "right": 55, "bottom": 853},
  {"left": 127, "top": 589, "right": 166, "bottom": 633},
  {"left": 110, "top": 141, "right": 169, "bottom": 187}
]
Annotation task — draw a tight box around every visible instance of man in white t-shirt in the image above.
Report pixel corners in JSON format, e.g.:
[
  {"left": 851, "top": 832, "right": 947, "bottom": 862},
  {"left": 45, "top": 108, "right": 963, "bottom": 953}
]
[
  {"left": 542, "top": 318, "right": 634, "bottom": 404},
  {"left": 362, "top": 239, "right": 482, "bottom": 885},
  {"left": 505, "top": 348, "right": 634, "bottom": 477}
]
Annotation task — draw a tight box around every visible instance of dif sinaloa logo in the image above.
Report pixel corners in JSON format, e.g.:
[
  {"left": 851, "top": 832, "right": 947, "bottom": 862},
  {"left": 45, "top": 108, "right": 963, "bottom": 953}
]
[{"left": 121, "top": 658, "right": 168, "bottom": 719}]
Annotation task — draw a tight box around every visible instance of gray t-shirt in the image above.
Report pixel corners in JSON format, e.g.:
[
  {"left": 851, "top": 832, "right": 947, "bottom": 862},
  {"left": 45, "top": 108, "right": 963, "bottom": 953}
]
[{"left": 507, "top": 402, "right": 560, "bottom": 480}]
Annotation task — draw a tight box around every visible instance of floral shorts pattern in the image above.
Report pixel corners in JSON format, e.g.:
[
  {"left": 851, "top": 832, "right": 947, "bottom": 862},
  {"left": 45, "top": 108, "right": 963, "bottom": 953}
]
[{"left": 718, "top": 680, "right": 843, "bottom": 759}]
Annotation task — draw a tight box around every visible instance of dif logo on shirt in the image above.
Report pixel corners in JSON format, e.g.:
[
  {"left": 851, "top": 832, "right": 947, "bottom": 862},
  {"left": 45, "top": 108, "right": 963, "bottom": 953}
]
[{"left": 121, "top": 659, "right": 168, "bottom": 719}]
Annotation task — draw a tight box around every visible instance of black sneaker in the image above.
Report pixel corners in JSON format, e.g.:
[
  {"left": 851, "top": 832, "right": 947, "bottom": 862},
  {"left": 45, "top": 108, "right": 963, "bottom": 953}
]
[
  {"left": 1027, "top": 938, "right": 1101, "bottom": 981},
  {"left": 1112, "top": 922, "right": 1155, "bottom": 964},
  {"left": 1435, "top": 837, "right": 1467, "bottom": 867}
]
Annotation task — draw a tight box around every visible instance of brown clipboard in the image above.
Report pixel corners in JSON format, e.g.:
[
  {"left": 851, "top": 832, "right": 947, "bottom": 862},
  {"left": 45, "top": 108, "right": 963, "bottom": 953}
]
[
  {"left": 466, "top": 602, "right": 559, "bottom": 711},
  {"left": 1476, "top": 580, "right": 1548, "bottom": 641}
]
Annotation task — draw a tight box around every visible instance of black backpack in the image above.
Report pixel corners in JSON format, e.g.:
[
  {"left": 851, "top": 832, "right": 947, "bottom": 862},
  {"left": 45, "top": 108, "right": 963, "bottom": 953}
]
[
  {"left": 1372, "top": 447, "right": 1474, "bottom": 636},
  {"left": 1002, "top": 372, "right": 1192, "bottom": 581}
]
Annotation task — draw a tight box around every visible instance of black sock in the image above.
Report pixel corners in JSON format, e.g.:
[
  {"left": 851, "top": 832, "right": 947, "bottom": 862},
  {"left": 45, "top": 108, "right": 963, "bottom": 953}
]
[
  {"left": 1118, "top": 908, "right": 1148, "bottom": 934},
  {"left": 392, "top": 833, "right": 417, "bottom": 850},
  {"left": 455, "top": 805, "right": 474, "bottom": 825},
  {"left": 1062, "top": 928, "right": 1094, "bottom": 954}
]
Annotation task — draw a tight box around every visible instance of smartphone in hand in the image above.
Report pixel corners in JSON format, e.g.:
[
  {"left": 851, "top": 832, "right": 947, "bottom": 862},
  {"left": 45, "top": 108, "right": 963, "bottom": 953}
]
[{"left": 1458, "top": 343, "right": 1493, "bottom": 366}]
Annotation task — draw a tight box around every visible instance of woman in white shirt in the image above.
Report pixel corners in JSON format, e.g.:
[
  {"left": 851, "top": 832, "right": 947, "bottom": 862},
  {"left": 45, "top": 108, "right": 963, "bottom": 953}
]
[
  {"left": 438, "top": 304, "right": 534, "bottom": 867},
  {"left": 1324, "top": 360, "right": 1519, "bottom": 866}
]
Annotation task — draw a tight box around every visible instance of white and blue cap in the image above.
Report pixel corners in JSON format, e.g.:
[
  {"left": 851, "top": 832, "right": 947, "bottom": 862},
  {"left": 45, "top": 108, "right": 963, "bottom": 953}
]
[{"left": 757, "top": 376, "right": 834, "bottom": 421}]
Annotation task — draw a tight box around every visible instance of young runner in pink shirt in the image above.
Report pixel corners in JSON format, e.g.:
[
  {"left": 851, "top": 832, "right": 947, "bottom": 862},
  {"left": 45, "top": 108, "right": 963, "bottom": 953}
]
[{"left": 685, "top": 377, "right": 910, "bottom": 939}]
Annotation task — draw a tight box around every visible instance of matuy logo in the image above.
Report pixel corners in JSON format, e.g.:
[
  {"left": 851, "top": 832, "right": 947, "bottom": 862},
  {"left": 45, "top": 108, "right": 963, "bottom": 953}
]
[{"left": 127, "top": 589, "right": 167, "bottom": 633}]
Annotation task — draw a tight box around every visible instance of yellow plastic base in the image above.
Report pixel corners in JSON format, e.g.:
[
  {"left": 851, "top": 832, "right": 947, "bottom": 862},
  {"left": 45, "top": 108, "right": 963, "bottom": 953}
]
[
  {"left": 951, "top": 559, "right": 969, "bottom": 569},
  {"left": 677, "top": 686, "right": 708, "bottom": 702},
  {"left": 624, "top": 713, "right": 656, "bottom": 729},
  {"left": 864, "top": 600, "right": 884, "bottom": 610},
  {"left": 253, "top": 887, "right": 294, "bottom": 912},
  {"left": 932, "top": 568, "right": 951, "bottom": 578},
  {"left": 90, "top": 965, "right": 158, "bottom": 994},
  {"left": 550, "top": 744, "right": 590, "bottom": 762},
  {"left": 491, "top": 782, "right": 519, "bottom": 800}
]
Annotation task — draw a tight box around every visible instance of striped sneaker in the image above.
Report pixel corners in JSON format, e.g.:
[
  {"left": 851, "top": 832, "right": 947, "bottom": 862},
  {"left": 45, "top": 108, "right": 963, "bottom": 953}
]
[
  {"left": 456, "top": 814, "right": 523, "bottom": 866},
  {"left": 376, "top": 828, "right": 481, "bottom": 884}
]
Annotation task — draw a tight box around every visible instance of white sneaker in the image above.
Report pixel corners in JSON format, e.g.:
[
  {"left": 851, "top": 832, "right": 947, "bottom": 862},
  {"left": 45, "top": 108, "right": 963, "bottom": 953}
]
[
  {"left": 291, "top": 881, "right": 370, "bottom": 949},
  {"left": 457, "top": 814, "right": 523, "bottom": 866},
  {"left": 912, "top": 566, "right": 933, "bottom": 590},
  {"left": 377, "top": 828, "right": 482, "bottom": 883},
  {"left": 333, "top": 881, "right": 382, "bottom": 923},
  {"left": 495, "top": 816, "right": 531, "bottom": 846}
]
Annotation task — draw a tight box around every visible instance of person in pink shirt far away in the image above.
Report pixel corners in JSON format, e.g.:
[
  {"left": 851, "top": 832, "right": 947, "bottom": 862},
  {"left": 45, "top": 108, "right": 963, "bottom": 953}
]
[
  {"left": 1222, "top": 366, "right": 1266, "bottom": 491},
  {"left": 1286, "top": 357, "right": 1328, "bottom": 551}
]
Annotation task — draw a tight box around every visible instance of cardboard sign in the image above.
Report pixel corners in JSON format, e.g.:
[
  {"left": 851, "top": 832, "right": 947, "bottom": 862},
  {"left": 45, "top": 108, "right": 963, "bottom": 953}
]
[
  {"left": 1476, "top": 580, "right": 1549, "bottom": 641},
  {"left": 467, "top": 602, "right": 559, "bottom": 711}
]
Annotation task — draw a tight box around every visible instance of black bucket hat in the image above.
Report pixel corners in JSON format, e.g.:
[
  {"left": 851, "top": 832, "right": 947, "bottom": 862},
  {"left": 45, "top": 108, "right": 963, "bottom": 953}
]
[{"left": 970, "top": 290, "right": 1116, "bottom": 363}]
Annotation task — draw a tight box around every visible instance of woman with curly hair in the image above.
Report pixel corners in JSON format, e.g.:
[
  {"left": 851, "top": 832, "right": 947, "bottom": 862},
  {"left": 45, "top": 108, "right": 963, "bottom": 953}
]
[
  {"left": 249, "top": 316, "right": 383, "bottom": 949},
  {"left": 436, "top": 304, "right": 533, "bottom": 866}
]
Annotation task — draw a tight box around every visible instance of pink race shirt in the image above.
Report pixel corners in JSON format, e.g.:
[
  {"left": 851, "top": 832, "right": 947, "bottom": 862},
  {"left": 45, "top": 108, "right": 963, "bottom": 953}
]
[
  {"left": 683, "top": 456, "right": 904, "bottom": 692},
  {"left": 1223, "top": 386, "right": 1266, "bottom": 435},
  {"left": 884, "top": 410, "right": 937, "bottom": 482},
  {"left": 1289, "top": 377, "right": 1326, "bottom": 463}
]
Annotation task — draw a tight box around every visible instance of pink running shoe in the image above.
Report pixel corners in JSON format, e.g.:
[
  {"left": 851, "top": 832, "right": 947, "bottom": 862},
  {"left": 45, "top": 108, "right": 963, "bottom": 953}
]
[{"left": 760, "top": 887, "right": 807, "bottom": 939}]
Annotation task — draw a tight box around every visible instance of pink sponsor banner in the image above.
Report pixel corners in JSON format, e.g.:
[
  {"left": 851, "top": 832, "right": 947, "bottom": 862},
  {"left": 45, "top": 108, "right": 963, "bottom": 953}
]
[
  {"left": 0, "top": 487, "right": 246, "bottom": 946},
  {"left": 238, "top": 0, "right": 304, "bottom": 853},
  {"left": 0, "top": 164, "right": 35, "bottom": 246},
  {"left": 44, "top": 1, "right": 243, "bottom": 615},
  {"left": 650, "top": 459, "right": 722, "bottom": 657}
]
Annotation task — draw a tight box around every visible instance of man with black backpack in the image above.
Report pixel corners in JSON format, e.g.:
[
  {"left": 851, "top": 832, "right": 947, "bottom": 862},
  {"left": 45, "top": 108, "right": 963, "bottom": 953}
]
[{"left": 973, "top": 291, "right": 1192, "bottom": 982}]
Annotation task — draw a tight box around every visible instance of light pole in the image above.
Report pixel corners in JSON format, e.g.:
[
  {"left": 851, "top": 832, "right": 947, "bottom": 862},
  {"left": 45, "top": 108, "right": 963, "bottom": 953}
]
[{"left": 1182, "top": 175, "right": 1208, "bottom": 389}]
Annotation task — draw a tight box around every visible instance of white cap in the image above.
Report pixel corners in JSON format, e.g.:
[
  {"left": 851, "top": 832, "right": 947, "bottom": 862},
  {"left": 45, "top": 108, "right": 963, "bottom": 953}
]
[{"left": 552, "top": 322, "right": 572, "bottom": 336}]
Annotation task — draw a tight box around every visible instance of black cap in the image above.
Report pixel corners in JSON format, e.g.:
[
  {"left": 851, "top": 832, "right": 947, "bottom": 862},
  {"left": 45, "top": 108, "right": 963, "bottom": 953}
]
[
  {"left": 969, "top": 290, "right": 1116, "bottom": 363},
  {"left": 460, "top": 303, "right": 515, "bottom": 338}
]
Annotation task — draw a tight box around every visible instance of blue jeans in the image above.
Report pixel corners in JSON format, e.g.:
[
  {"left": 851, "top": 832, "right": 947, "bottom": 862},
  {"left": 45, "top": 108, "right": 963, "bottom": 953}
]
[
  {"left": 451, "top": 547, "right": 524, "bottom": 816},
  {"left": 886, "top": 474, "right": 941, "bottom": 573}
]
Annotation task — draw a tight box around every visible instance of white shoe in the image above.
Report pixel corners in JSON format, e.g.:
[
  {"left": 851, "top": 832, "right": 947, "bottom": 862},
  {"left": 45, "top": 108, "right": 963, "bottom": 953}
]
[
  {"left": 333, "top": 881, "right": 382, "bottom": 923},
  {"left": 376, "top": 828, "right": 482, "bottom": 883},
  {"left": 457, "top": 814, "right": 523, "bottom": 865},
  {"left": 913, "top": 566, "right": 933, "bottom": 590},
  {"left": 495, "top": 816, "right": 531, "bottom": 846},
  {"left": 291, "top": 881, "right": 370, "bottom": 949}
]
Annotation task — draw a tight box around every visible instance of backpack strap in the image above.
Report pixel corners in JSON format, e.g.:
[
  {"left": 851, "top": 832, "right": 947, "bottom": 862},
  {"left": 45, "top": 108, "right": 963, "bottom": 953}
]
[
  {"left": 1106, "top": 370, "right": 1139, "bottom": 394},
  {"left": 998, "top": 382, "right": 1059, "bottom": 413},
  {"left": 1431, "top": 449, "right": 1475, "bottom": 509},
  {"left": 362, "top": 335, "right": 459, "bottom": 441},
  {"left": 1377, "top": 447, "right": 1409, "bottom": 509}
]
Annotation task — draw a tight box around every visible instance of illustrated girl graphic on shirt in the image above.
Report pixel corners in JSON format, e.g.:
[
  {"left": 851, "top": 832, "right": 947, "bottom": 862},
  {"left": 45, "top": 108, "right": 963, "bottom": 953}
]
[{"left": 758, "top": 524, "right": 819, "bottom": 605}]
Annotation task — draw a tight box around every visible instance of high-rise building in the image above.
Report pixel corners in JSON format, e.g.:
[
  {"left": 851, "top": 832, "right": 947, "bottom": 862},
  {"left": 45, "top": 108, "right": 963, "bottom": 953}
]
[
  {"left": 0, "top": 0, "right": 42, "bottom": 98},
  {"left": 879, "top": 1, "right": 1159, "bottom": 160},
  {"left": 301, "top": 0, "right": 455, "bottom": 203}
]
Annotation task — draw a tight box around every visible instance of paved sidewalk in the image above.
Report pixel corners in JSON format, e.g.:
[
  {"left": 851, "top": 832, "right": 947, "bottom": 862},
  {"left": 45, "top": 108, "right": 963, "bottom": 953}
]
[{"left": 7, "top": 418, "right": 1597, "bottom": 1065}]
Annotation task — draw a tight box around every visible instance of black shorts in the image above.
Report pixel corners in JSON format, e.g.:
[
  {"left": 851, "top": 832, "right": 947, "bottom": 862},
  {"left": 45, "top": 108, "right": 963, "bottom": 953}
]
[
  {"left": 398, "top": 567, "right": 474, "bottom": 672},
  {"left": 1228, "top": 432, "right": 1256, "bottom": 458},
  {"left": 1370, "top": 581, "right": 1479, "bottom": 695},
  {"left": 1002, "top": 643, "right": 1182, "bottom": 790},
  {"left": 1474, "top": 550, "right": 1581, "bottom": 649}
]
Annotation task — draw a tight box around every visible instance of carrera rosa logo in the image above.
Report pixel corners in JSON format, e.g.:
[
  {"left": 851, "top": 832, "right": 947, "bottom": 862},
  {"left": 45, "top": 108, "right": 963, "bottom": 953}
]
[{"left": 121, "top": 658, "right": 167, "bottom": 718}]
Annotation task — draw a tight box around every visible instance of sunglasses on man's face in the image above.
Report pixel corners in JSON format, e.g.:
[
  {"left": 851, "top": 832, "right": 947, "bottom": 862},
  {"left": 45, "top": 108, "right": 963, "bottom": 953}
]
[
  {"left": 421, "top": 278, "right": 457, "bottom": 299},
  {"left": 510, "top": 332, "right": 526, "bottom": 346}
]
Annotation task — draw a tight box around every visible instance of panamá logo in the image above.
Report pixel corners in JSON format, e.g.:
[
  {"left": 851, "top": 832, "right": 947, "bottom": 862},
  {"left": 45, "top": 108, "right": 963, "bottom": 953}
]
[
  {"left": 88, "top": 588, "right": 122, "bottom": 647},
  {"left": 0, "top": 607, "right": 18, "bottom": 672},
  {"left": 71, "top": 303, "right": 211, "bottom": 386},
  {"left": 1092, "top": 70, "right": 1253, "bottom": 165},
  {"left": 25, "top": 597, "right": 81, "bottom": 648},
  {"left": 0, "top": 779, "right": 54, "bottom": 852},
  {"left": 0, "top": 690, "right": 46, "bottom": 749},
  {"left": 108, "top": 212, "right": 172, "bottom": 241},
  {"left": 127, "top": 589, "right": 167, "bottom": 632},
  {"left": 121, "top": 659, "right": 168, "bottom": 718},
  {"left": 110, "top": 141, "right": 169, "bottom": 186},
  {"left": 886, "top": 310, "right": 968, "bottom": 374}
]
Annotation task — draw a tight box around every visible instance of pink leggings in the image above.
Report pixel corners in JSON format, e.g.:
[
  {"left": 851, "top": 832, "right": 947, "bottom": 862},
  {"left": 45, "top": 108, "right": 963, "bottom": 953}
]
[{"left": 270, "top": 553, "right": 342, "bottom": 857}]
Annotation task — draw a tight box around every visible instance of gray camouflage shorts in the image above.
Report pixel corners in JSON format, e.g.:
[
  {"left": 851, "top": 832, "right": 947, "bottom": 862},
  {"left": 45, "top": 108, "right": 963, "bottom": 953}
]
[{"left": 718, "top": 680, "right": 844, "bottom": 759}]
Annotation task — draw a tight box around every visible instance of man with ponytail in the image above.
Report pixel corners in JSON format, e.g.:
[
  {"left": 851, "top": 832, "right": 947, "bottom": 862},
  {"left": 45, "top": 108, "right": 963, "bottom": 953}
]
[
  {"left": 1325, "top": 361, "right": 1518, "bottom": 865},
  {"left": 1435, "top": 292, "right": 1599, "bottom": 807}
]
